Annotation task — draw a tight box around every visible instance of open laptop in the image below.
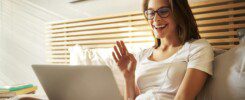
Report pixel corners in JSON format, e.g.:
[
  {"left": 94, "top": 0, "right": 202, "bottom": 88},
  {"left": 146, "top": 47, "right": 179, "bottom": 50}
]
[{"left": 32, "top": 65, "right": 123, "bottom": 100}]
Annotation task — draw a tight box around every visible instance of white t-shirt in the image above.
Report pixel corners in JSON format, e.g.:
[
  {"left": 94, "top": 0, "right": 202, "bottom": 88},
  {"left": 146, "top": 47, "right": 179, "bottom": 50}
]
[{"left": 134, "top": 39, "right": 214, "bottom": 100}]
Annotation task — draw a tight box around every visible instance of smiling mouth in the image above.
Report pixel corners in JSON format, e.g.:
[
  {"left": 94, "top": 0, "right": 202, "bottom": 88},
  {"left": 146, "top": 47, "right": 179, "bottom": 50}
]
[{"left": 154, "top": 24, "right": 167, "bottom": 29}]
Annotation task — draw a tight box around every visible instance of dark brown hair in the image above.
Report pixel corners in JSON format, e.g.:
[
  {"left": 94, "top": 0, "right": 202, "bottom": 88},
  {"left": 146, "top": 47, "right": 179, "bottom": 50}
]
[{"left": 142, "top": 0, "right": 201, "bottom": 48}]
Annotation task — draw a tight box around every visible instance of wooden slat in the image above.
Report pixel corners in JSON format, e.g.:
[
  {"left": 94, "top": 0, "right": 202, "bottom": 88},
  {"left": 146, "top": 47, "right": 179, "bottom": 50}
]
[
  {"left": 47, "top": 59, "right": 69, "bottom": 63},
  {"left": 48, "top": 15, "right": 145, "bottom": 29},
  {"left": 48, "top": 63, "right": 69, "bottom": 65},
  {"left": 192, "top": 2, "right": 245, "bottom": 14},
  {"left": 199, "top": 24, "right": 245, "bottom": 32},
  {"left": 207, "top": 38, "right": 239, "bottom": 43},
  {"left": 48, "top": 26, "right": 151, "bottom": 37},
  {"left": 48, "top": 61, "right": 68, "bottom": 63},
  {"left": 47, "top": 20, "right": 148, "bottom": 33},
  {"left": 45, "top": 63, "right": 68, "bottom": 65},
  {"left": 190, "top": 0, "right": 233, "bottom": 8},
  {"left": 47, "top": 52, "right": 68, "bottom": 55},
  {"left": 49, "top": 37, "right": 154, "bottom": 46},
  {"left": 50, "top": 26, "right": 150, "bottom": 34},
  {"left": 200, "top": 31, "right": 237, "bottom": 38},
  {"left": 213, "top": 44, "right": 237, "bottom": 49},
  {"left": 194, "top": 9, "right": 245, "bottom": 20},
  {"left": 49, "top": 32, "right": 152, "bottom": 42},
  {"left": 47, "top": 42, "right": 154, "bottom": 51},
  {"left": 48, "top": 11, "right": 142, "bottom": 25},
  {"left": 47, "top": 50, "right": 68, "bottom": 54},
  {"left": 197, "top": 16, "right": 245, "bottom": 26},
  {"left": 50, "top": 55, "right": 70, "bottom": 59}
]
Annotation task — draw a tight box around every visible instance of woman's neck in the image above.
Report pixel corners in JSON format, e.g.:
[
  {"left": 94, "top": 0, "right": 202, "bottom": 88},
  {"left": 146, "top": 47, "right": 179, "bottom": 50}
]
[{"left": 158, "top": 36, "right": 181, "bottom": 51}]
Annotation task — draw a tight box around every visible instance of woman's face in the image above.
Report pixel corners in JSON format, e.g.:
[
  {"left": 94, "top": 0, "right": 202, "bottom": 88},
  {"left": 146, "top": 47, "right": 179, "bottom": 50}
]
[{"left": 146, "top": 0, "right": 177, "bottom": 39}]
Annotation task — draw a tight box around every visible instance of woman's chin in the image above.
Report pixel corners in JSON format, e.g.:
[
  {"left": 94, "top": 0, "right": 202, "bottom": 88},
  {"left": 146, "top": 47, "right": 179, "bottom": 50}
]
[{"left": 156, "top": 34, "right": 165, "bottom": 38}]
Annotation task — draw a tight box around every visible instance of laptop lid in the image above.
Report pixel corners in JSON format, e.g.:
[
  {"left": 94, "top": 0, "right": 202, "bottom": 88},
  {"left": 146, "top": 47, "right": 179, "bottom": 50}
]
[{"left": 32, "top": 65, "right": 123, "bottom": 100}]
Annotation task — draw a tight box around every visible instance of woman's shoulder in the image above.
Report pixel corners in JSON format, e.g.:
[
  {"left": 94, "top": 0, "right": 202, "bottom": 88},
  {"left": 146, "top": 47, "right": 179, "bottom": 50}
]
[
  {"left": 186, "top": 39, "right": 214, "bottom": 57},
  {"left": 188, "top": 39, "right": 212, "bottom": 50},
  {"left": 189, "top": 39, "right": 210, "bottom": 46}
]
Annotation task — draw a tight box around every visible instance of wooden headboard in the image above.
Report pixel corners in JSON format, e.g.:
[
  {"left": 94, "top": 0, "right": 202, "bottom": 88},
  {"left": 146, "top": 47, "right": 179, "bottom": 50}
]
[{"left": 46, "top": 0, "right": 245, "bottom": 64}]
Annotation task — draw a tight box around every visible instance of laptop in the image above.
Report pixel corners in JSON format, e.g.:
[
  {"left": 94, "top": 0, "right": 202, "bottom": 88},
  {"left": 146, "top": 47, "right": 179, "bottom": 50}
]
[{"left": 32, "top": 65, "right": 123, "bottom": 100}]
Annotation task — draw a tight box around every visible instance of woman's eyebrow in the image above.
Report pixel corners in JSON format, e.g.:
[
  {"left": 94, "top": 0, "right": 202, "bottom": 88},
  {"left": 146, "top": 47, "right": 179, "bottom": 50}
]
[{"left": 148, "top": 6, "right": 169, "bottom": 10}]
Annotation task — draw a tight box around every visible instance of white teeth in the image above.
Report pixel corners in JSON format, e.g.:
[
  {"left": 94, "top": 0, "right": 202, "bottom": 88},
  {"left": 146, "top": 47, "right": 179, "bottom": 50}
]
[{"left": 154, "top": 24, "right": 167, "bottom": 28}]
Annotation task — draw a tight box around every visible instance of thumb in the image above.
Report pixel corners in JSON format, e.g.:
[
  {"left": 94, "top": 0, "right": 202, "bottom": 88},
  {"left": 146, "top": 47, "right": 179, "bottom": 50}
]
[{"left": 127, "top": 53, "right": 136, "bottom": 71}]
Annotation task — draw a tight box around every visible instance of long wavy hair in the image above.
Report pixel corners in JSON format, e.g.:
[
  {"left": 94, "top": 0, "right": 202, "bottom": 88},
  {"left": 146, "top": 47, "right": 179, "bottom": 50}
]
[{"left": 142, "top": 0, "right": 201, "bottom": 48}]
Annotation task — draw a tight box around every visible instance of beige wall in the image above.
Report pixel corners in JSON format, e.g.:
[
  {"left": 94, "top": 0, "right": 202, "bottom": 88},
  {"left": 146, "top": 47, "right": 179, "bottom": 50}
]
[{"left": 0, "top": 0, "right": 63, "bottom": 98}]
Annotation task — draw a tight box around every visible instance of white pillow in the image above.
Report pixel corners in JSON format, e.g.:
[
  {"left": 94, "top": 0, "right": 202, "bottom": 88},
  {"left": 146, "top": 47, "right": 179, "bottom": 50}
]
[
  {"left": 197, "top": 44, "right": 245, "bottom": 100},
  {"left": 68, "top": 44, "right": 92, "bottom": 65}
]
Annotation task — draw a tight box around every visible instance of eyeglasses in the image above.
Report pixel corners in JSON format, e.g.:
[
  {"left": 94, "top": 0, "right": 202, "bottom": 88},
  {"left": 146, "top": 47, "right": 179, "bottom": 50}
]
[{"left": 144, "top": 7, "right": 171, "bottom": 20}]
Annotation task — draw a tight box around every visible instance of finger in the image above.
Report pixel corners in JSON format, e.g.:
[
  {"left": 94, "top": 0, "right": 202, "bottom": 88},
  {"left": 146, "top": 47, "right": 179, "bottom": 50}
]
[
  {"left": 116, "top": 60, "right": 125, "bottom": 71},
  {"left": 113, "top": 46, "right": 121, "bottom": 60},
  {"left": 112, "top": 52, "right": 119, "bottom": 63},
  {"left": 120, "top": 40, "right": 128, "bottom": 54},
  {"left": 129, "top": 61, "right": 136, "bottom": 71},
  {"left": 128, "top": 53, "right": 136, "bottom": 62},
  {"left": 128, "top": 53, "right": 137, "bottom": 71},
  {"left": 116, "top": 41, "right": 125, "bottom": 55},
  {"left": 117, "top": 61, "right": 123, "bottom": 69}
]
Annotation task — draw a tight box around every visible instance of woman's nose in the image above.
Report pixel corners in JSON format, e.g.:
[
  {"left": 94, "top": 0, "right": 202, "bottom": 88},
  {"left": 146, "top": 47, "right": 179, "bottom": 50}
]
[{"left": 153, "top": 13, "right": 161, "bottom": 22}]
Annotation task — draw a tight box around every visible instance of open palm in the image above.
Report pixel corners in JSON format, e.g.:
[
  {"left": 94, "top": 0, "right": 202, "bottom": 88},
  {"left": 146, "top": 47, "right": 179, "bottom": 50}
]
[{"left": 112, "top": 41, "right": 137, "bottom": 78}]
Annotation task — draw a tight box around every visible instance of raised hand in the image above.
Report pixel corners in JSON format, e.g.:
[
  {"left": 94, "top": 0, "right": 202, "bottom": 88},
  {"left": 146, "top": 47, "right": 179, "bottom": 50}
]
[{"left": 112, "top": 41, "right": 137, "bottom": 79}]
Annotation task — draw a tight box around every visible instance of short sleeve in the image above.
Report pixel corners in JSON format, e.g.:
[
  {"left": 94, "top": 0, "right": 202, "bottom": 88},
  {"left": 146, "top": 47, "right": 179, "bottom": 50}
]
[{"left": 187, "top": 39, "right": 214, "bottom": 75}]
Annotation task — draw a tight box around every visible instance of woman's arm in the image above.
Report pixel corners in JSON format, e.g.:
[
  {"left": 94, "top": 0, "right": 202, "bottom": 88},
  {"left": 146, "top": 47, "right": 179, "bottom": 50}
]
[
  {"left": 124, "top": 77, "right": 136, "bottom": 100},
  {"left": 174, "top": 68, "right": 208, "bottom": 100},
  {"left": 112, "top": 41, "right": 138, "bottom": 100}
]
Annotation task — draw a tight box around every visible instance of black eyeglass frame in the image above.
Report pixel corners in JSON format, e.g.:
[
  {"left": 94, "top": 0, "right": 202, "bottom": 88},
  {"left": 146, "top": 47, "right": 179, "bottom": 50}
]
[{"left": 144, "top": 7, "right": 171, "bottom": 20}]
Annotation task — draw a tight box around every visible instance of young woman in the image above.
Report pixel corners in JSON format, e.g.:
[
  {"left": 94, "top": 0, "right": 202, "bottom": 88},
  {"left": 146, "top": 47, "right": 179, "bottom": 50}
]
[{"left": 112, "top": 0, "right": 214, "bottom": 100}]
